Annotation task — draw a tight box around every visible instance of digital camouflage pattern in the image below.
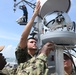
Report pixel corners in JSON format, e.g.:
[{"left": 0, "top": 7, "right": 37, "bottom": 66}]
[
  {"left": 1, "top": 53, "right": 76, "bottom": 75},
  {"left": 16, "top": 53, "right": 48, "bottom": 75},
  {"left": 15, "top": 53, "right": 76, "bottom": 75}
]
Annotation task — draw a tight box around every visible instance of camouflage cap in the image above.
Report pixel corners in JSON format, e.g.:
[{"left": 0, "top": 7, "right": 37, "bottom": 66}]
[
  {"left": 64, "top": 52, "right": 70, "bottom": 57},
  {"left": 0, "top": 46, "right": 5, "bottom": 52},
  {"left": 63, "top": 52, "right": 73, "bottom": 62}
]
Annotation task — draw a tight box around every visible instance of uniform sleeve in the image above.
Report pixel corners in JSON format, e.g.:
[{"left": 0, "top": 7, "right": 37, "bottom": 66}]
[
  {"left": 15, "top": 45, "right": 27, "bottom": 64},
  {"left": 17, "top": 53, "right": 49, "bottom": 75}
]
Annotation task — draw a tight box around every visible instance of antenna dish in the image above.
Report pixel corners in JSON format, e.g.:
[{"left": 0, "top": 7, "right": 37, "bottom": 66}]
[{"left": 39, "top": 0, "right": 71, "bottom": 18}]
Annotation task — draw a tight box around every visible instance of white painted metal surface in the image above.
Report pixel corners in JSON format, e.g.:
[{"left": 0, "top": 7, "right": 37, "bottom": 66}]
[
  {"left": 35, "top": 0, "right": 76, "bottom": 75},
  {"left": 55, "top": 47, "right": 64, "bottom": 75},
  {"left": 40, "top": 0, "right": 71, "bottom": 18}
]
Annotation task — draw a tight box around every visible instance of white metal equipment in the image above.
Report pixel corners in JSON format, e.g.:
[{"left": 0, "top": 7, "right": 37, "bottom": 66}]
[{"left": 34, "top": 0, "right": 76, "bottom": 75}]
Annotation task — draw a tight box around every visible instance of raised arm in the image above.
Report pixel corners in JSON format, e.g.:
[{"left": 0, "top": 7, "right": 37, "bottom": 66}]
[{"left": 19, "top": 1, "right": 41, "bottom": 48}]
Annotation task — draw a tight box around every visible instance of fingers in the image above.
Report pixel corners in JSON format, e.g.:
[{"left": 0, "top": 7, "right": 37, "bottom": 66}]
[
  {"left": 45, "top": 42, "right": 54, "bottom": 49},
  {"left": 36, "top": 0, "right": 41, "bottom": 10},
  {"left": 34, "top": 0, "right": 41, "bottom": 14},
  {"left": 45, "top": 42, "right": 54, "bottom": 46},
  {"left": 40, "top": 42, "right": 55, "bottom": 56}
]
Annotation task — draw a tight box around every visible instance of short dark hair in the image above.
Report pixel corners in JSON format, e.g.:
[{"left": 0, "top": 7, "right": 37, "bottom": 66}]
[{"left": 28, "top": 37, "right": 37, "bottom": 41}]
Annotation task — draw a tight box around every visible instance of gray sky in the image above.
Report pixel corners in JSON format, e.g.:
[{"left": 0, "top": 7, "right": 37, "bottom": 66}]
[{"left": 0, "top": 0, "right": 76, "bottom": 64}]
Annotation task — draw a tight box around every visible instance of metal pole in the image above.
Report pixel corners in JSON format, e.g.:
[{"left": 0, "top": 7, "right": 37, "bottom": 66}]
[
  {"left": 34, "top": 15, "right": 42, "bottom": 49},
  {"left": 55, "top": 47, "right": 64, "bottom": 75}
]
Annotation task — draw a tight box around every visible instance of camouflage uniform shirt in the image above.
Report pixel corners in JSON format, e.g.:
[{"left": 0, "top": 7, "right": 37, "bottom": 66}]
[
  {"left": 15, "top": 45, "right": 38, "bottom": 64},
  {"left": 16, "top": 53, "right": 48, "bottom": 75}
]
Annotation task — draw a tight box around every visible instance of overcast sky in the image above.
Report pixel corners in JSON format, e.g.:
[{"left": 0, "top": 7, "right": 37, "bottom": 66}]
[
  {"left": 0, "top": 0, "right": 76, "bottom": 64},
  {"left": 0, "top": 0, "right": 35, "bottom": 58}
]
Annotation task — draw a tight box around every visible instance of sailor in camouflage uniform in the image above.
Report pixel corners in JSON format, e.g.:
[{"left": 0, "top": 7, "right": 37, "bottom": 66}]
[
  {"left": 1, "top": 0, "right": 76, "bottom": 75},
  {"left": 16, "top": 43, "right": 76, "bottom": 75},
  {"left": 16, "top": 42, "right": 54, "bottom": 75},
  {"left": 15, "top": 0, "right": 41, "bottom": 65},
  {"left": 63, "top": 52, "right": 76, "bottom": 75},
  {"left": 50, "top": 52, "right": 76, "bottom": 75}
]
